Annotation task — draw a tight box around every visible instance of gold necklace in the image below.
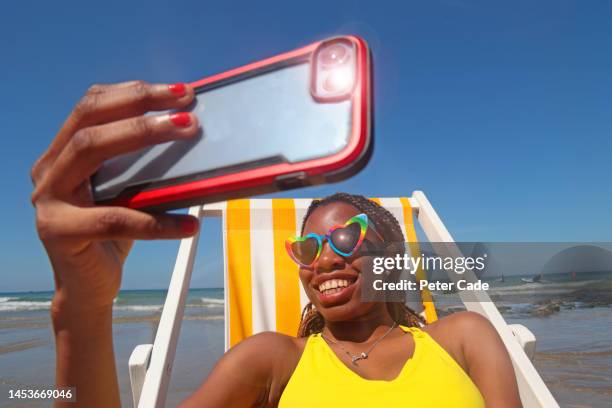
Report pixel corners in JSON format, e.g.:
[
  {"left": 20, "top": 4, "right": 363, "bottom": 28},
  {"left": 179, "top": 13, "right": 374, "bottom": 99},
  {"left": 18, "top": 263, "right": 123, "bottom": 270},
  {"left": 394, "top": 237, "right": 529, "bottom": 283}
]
[{"left": 320, "top": 322, "right": 398, "bottom": 365}]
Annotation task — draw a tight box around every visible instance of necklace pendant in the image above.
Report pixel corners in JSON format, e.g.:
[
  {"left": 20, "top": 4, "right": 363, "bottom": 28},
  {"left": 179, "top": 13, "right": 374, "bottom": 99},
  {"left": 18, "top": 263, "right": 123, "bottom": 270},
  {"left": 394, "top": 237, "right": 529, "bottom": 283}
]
[{"left": 351, "top": 352, "right": 368, "bottom": 365}]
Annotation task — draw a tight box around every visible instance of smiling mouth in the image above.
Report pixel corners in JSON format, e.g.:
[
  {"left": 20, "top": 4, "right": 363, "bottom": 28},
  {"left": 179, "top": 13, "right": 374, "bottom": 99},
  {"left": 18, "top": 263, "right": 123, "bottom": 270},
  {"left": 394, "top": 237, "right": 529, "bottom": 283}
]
[{"left": 317, "top": 277, "right": 357, "bottom": 296}]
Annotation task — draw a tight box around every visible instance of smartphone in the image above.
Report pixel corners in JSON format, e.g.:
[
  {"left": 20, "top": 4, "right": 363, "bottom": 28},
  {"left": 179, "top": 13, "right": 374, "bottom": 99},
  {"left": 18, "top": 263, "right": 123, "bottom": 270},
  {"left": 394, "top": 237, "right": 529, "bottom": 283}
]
[{"left": 92, "top": 35, "right": 373, "bottom": 211}]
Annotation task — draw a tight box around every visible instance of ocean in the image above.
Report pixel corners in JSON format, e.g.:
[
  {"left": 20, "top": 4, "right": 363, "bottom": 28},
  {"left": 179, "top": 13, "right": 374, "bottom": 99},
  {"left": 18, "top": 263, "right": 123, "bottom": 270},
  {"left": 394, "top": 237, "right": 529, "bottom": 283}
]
[{"left": 1, "top": 273, "right": 611, "bottom": 407}]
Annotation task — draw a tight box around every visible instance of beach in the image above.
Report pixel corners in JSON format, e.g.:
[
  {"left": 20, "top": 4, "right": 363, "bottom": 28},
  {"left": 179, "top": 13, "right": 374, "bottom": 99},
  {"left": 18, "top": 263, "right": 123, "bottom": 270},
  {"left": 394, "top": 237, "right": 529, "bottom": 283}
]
[
  {"left": 1, "top": 276, "right": 611, "bottom": 407},
  {"left": 0, "top": 289, "right": 226, "bottom": 407}
]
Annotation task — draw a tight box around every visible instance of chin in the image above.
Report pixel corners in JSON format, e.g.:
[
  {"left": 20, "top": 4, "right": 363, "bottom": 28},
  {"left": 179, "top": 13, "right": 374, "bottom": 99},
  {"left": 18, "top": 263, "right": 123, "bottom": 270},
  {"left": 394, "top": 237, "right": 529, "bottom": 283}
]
[{"left": 319, "top": 298, "right": 366, "bottom": 322}]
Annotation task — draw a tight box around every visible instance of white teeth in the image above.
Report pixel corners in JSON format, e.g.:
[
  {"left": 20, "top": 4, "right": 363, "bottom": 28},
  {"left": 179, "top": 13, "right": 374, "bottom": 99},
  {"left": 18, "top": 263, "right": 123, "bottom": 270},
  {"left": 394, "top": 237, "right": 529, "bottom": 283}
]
[{"left": 318, "top": 278, "right": 353, "bottom": 292}]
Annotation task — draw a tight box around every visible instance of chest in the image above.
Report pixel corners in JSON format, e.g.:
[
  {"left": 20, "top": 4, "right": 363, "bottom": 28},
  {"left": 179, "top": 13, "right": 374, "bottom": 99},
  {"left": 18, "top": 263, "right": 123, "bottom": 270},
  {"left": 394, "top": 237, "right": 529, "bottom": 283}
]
[
  {"left": 277, "top": 333, "right": 484, "bottom": 408},
  {"left": 320, "top": 333, "right": 416, "bottom": 381}
]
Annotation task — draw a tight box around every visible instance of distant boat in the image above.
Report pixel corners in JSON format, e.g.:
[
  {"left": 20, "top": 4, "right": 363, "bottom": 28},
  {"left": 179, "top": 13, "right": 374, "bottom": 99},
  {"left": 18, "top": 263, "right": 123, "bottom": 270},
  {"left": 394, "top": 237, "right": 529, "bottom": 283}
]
[
  {"left": 521, "top": 274, "right": 543, "bottom": 284},
  {"left": 495, "top": 270, "right": 505, "bottom": 283}
]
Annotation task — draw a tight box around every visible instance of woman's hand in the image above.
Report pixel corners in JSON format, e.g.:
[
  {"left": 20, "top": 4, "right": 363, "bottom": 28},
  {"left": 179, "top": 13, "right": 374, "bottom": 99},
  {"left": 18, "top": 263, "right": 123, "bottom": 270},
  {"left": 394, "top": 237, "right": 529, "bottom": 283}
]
[
  {"left": 31, "top": 81, "right": 200, "bottom": 313},
  {"left": 31, "top": 81, "right": 201, "bottom": 407}
]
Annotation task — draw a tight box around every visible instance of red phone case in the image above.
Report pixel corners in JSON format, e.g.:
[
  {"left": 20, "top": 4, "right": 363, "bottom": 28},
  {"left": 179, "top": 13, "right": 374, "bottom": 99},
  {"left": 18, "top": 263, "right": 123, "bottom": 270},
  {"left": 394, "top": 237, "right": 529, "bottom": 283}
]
[{"left": 108, "top": 35, "right": 372, "bottom": 211}]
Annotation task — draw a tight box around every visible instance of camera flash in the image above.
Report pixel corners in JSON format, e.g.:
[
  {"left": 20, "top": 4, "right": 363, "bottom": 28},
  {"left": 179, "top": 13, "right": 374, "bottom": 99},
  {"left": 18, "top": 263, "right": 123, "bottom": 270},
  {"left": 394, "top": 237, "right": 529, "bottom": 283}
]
[
  {"left": 323, "top": 67, "right": 354, "bottom": 93},
  {"left": 312, "top": 39, "right": 358, "bottom": 101}
]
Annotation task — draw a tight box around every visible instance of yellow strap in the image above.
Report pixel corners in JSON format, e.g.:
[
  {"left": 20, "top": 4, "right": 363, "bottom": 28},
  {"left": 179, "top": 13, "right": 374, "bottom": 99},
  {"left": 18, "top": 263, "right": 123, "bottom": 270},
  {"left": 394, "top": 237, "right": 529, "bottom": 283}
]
[
  {"left": 226, "top": 199, "right": 252, "bottom": 347},
  {"left": 399, "top": 197, "right": 438, "bottom": 323},
  {"left": 272, "top": 199, "right": 302, "bottom": 336}
]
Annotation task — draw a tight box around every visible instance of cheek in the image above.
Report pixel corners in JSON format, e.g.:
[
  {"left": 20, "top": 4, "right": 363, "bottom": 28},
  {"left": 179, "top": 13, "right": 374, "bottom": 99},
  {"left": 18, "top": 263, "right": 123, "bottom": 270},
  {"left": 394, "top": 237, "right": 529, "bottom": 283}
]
[
  {"left": 299, "top": 268, "right": 314, "bottom": 287},
  {"left": 348, "top": 256, "right": 374, "bottom": 274}
]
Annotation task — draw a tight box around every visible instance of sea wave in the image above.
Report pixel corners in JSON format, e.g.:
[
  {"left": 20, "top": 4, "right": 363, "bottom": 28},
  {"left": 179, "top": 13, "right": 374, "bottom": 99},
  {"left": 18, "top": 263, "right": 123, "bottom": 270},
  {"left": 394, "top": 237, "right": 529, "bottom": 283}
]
[
  {"left": 200, "top": 297, "right": 224, "bottom": 307},
  {"left": 0, "top": 301, "right": 52, "bottom": 312},
  {"left": 112, "top": 314, "right": 224, "bottom": 324},
  {"left": 200, "top": 297, "right": 223, "bottom": 304},
  {"left": 0, "top": 299, "right": 224, "bottom": 313},
  {"left": 113, "top": 305, "right": 163, "bottom": 312},
  {"left": 489, "top": 279, "right": 605, "bottom": 295},
  {"left": 111, "top": 299, "right": 224, "bottom": 312}
]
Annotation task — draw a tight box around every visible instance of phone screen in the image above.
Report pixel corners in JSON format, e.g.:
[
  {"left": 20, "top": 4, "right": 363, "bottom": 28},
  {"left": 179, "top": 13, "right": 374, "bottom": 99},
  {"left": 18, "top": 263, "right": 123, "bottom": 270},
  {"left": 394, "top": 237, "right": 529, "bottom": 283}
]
[{"left": 92, "top": 61, "right": 353, "bottom": 202}]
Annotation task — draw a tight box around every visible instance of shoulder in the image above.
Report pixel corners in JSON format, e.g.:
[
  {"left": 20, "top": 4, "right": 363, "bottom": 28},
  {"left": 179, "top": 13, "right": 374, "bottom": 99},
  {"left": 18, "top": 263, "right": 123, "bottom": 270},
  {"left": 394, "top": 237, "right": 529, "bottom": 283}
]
[
  {"left": 234, "top": 331, "right": 303, "bottom": 352},
  {"left": 183, "top": 332, "right": 305, "bottom": 407},
  {"left": 422, "top": 311, "right": 499, "bottom": 370},
  {"left": 233, "top": 332, "right": 307, "bottom": 400},
  {"left": 423, "top": 314, "right": 521, "bottom": 406},
  {"left": 223, "top": 331, "right": 309, "bottom": 380},
  {"left": 426, "top": 310, "right": 494, "bottom": 334},
  {"left": 424, "top": 310, "right": 496, "bottom": 341},
  {"left": 225, "top": 331, "right": 305, "bottom": 369}
]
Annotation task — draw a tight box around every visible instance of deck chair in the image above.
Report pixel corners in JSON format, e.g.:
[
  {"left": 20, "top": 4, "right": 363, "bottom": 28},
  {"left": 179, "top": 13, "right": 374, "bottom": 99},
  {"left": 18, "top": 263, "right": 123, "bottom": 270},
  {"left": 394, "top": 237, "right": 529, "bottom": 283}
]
[{"left": 128, "top": 191, "right": 557, "bottom": 408}]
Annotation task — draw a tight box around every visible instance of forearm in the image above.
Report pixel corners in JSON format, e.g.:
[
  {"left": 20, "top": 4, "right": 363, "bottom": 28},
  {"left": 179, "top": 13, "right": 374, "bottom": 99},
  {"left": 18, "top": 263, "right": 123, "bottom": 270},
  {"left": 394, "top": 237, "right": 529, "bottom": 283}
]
[
  {"left": 32, "top": 81, "right": 200, "bottom": 408},
  {"left": 52, "top": 302, "right": 120, "bottom": 408}
]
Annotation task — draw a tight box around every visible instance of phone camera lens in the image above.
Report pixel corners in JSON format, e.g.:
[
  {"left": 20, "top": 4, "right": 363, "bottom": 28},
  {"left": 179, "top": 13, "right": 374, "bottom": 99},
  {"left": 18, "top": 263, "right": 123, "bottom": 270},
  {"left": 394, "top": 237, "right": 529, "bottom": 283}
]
[
  {"left": 320, "top": 43, "right": 350, "bottom": 67},
  {"left": 322, "top": 67, "right": 353, "bottom": 92},
  {"left": 312, "top": 39, "right": 357, "bottom": 100}
]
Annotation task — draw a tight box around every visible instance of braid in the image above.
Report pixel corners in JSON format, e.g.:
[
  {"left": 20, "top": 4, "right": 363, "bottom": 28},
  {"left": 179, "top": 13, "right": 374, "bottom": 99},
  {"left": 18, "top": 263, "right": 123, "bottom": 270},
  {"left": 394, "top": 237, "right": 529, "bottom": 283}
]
[
  {"left": 297, "top": 193, "right": 425, "bottom": 337},
  {"left": 298, "top": 303, "right": 325, "bottom": 337}
]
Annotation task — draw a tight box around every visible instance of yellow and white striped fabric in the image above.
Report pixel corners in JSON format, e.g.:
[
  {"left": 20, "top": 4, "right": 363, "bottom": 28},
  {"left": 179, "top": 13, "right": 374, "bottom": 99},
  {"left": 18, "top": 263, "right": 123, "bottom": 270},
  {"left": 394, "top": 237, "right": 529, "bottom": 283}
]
[{"left": 222, "top": 197, "right": 437, "bottom": 349}]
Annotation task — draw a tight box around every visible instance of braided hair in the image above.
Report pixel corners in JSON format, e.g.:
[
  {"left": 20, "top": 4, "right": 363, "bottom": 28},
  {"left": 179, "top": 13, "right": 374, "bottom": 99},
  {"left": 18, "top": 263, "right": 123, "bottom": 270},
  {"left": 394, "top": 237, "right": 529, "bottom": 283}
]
[{"left": 297, "top": 193, "right": 424, "bottom": 337}]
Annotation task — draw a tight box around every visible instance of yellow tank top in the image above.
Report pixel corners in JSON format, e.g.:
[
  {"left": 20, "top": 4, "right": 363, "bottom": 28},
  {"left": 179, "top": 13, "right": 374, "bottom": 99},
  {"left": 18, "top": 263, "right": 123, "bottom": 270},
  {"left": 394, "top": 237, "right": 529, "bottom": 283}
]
[{"left": 279, "top": 325, "right": 485, "bottom": 407}]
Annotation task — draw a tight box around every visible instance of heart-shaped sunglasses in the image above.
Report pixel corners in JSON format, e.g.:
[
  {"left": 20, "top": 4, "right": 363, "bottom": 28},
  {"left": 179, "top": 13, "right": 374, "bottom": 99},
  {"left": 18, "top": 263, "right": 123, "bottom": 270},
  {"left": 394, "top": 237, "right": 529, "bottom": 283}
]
[{"left": 285, "top": 213, "right": 384, "bottom": 267}]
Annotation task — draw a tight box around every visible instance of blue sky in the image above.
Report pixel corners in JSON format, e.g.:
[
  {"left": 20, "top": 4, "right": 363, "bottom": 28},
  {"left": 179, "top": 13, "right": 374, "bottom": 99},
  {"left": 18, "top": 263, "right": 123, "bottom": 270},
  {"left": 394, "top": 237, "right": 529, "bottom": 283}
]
[{"left": 1, "top": 0, "right": 611, "bottom": 291}]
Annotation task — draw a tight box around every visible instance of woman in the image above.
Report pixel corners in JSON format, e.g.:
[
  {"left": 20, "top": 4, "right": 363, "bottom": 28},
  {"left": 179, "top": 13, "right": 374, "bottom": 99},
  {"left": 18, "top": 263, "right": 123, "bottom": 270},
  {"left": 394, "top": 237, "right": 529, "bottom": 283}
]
[{"left": 32, "top": 81, "right": 522, "bottom": 407}]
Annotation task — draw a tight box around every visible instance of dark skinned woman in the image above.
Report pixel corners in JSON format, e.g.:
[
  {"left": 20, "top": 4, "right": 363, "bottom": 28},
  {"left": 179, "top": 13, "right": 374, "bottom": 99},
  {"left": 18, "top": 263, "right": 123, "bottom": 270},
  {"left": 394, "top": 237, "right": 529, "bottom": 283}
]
[{"left": 32, "top": 81, "right": 521, "bottom": 407}]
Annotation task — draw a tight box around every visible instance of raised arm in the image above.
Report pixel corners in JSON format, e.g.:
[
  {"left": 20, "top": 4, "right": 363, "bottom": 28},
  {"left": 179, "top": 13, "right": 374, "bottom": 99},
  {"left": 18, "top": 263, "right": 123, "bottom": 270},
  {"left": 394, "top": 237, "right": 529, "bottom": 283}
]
[{"left": 31, "top": 81, "right": 201, "bottom": 407}]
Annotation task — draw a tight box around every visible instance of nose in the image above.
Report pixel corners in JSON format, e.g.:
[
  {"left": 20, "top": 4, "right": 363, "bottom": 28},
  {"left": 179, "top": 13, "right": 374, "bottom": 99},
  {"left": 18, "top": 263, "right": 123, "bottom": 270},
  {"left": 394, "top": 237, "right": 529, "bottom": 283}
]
[{"left": 315, "top": 240, "right": 346, "bottom": 272}]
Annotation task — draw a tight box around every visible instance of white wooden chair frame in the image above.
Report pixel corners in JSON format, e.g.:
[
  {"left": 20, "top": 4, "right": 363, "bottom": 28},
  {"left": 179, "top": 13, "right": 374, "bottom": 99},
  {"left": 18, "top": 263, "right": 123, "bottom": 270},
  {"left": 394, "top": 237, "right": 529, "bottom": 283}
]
[{"left": 129, "top": 191, "right": 558, "bottom": 407}]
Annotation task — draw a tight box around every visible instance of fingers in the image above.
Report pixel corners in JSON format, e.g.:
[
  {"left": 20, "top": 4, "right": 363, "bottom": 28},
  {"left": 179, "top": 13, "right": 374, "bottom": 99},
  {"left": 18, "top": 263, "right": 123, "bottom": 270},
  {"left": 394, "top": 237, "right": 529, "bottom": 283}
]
[
  {"left": 41, "top": 111, "right": 199, "bottom": 197},
  {"left": 37, "top": 203, "right": 200, "bottom": 244},
  {"left": 71, "top": 81, "right": 195, "bottom": 125},
  {"left": 34, "top": 81, "right": 195, "bottom": 183}
]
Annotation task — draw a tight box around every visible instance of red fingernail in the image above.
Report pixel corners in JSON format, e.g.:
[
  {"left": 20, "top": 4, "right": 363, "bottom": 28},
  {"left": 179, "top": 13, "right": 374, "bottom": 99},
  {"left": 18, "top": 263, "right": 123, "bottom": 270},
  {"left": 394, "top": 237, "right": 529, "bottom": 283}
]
[
  {"left": 169, "top": 112, "right": 191, "bottom": 127},
  {"left": 180, "top": 218, "right": 199, "bottom": 235},
  {"left": 168, "top": 83, "right": 186, "bottom": 97}
]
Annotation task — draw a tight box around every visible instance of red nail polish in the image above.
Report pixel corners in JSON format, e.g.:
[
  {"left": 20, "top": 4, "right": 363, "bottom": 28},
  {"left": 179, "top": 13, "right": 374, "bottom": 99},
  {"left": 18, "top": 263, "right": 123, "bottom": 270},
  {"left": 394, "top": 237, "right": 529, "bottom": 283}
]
[
  {"left": 168, "top": 83, "right": 186, "bottom": 97},
  {"left": 169, "top": 112, "right": 191, "bottom": 127},
  {"left": 180, "top": 218, "right": 198, "bottom": 235}
]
